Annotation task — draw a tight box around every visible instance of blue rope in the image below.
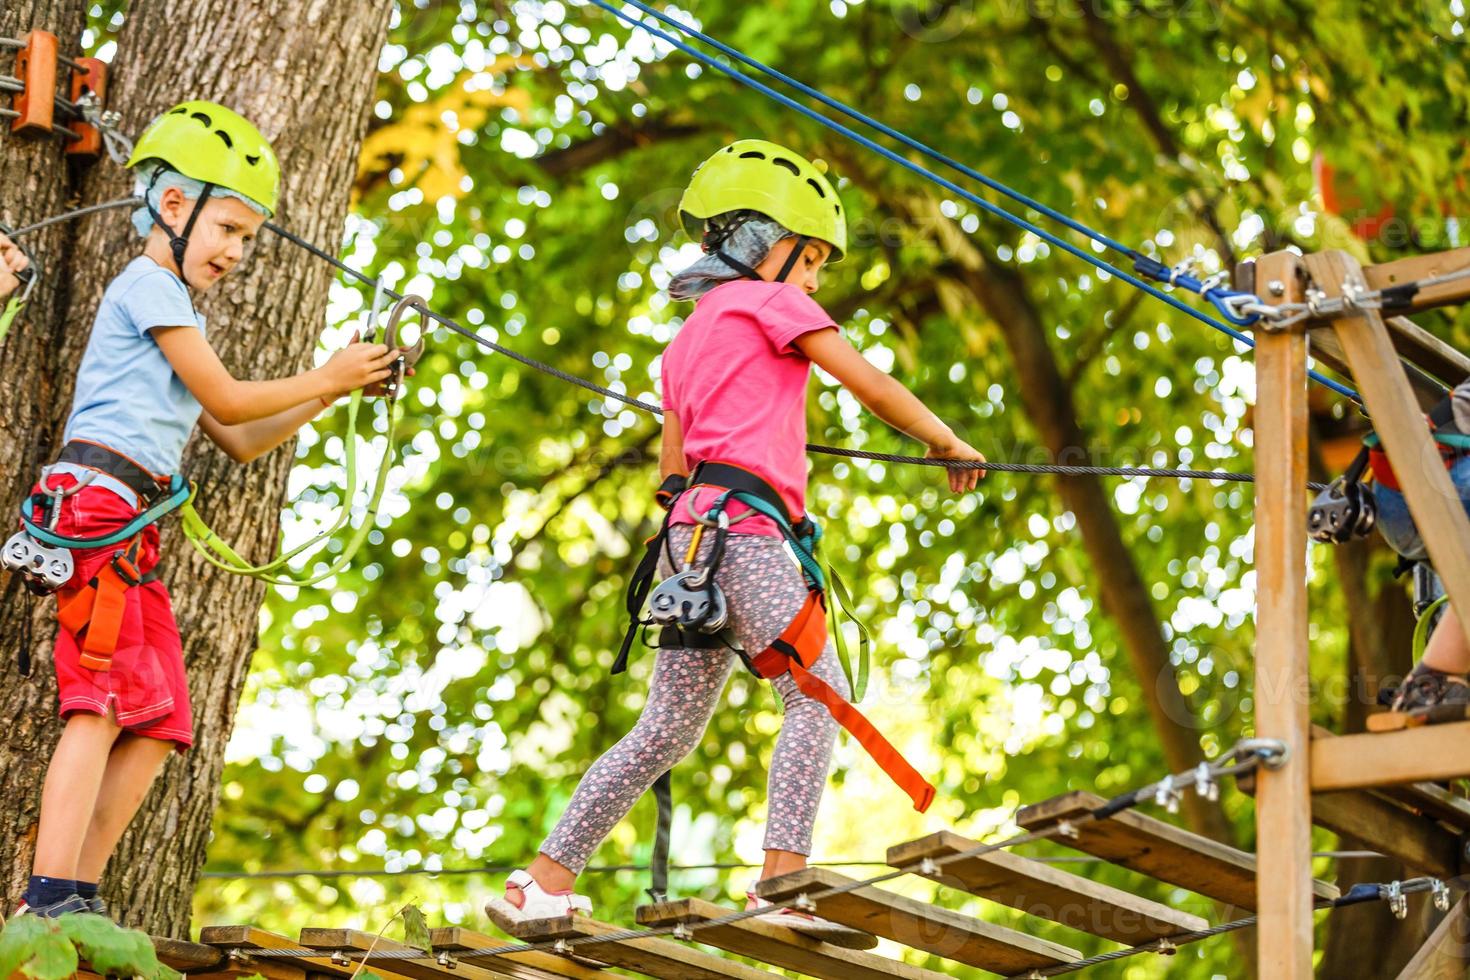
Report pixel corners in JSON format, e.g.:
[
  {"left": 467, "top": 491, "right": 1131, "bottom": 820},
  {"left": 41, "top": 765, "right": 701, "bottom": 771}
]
[{"left": 586, "top": 0, "right": 1361, "bottom": 403}]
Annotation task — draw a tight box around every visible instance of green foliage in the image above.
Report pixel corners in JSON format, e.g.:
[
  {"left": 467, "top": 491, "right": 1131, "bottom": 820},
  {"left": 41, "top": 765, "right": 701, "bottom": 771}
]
[
  {"left": 193, "top": 1, "right": 1470, "bottom": 976},
  {"left": 0, "top": 914, "right": 179, "bottom": 980}
]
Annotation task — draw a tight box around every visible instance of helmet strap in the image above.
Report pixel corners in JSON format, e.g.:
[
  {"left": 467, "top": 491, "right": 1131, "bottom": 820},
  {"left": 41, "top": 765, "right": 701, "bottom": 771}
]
[
  {"left": 146, "top": 166, "right": 215, "bottom": 289},
  {"left": 773, "top": 235, "right": 810, "bottom": 284}
]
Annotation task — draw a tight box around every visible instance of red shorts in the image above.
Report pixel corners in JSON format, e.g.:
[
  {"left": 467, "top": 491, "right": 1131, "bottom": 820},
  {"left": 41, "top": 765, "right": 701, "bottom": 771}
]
[{"left": 38, "top": 474, "right": 193, "bottom": 750}]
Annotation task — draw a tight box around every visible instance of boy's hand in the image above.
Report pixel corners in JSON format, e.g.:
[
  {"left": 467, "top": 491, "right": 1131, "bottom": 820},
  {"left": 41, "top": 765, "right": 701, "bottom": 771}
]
[
  {"left": 322, "top": 331, "right": 401, "bottom": 398},
  {"left": 926, "top": 438, "right": 986, "bottom": 494},
  {"left": 362, "top": 363, "right": 416, "bottom": 399},
  {"left": 0, "top": 234, "right": 29, "bottom": 300}
]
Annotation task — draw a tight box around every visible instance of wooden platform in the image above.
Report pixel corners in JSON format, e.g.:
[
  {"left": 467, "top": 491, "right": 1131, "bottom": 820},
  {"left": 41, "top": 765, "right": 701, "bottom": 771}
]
[
  {"left": 888, "top": 830, "right": 1209, "bottom": 944},
  {"left": 1015, "top": 791, "right": 1340, "bottom": 910},
  {"left": 497, "top": 913, "right": 782, "bottom": 979},
  {"left": 1312, "top": 720, "right": 1470, "bottom": 792}
]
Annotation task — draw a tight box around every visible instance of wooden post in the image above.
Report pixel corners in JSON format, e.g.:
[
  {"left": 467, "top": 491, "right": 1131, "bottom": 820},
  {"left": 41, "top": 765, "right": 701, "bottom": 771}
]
[
  {"left": 1304, "top": 251, "right": 1470, "bottom": 646},
  {"left": 1249, "top": 250, "right": 1315, "bottom": 979},
  {"left": 1396, "top": 896, "right": 1470, "bottom": 980}
]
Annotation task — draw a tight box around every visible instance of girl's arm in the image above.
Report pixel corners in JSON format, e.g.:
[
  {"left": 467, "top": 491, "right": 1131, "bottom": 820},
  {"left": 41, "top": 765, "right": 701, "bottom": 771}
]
[
  {"left": 794, "top": 327, "right": 985, "bottom": 493},
  {"left": 198, "top": 399, "right": 326, "bottom": 464},
  {"left": 660, "top": 410, "right": 688, "bottom": 480},
  {"left": 153, "top": 325, "right": 402, "bottom": 425}
]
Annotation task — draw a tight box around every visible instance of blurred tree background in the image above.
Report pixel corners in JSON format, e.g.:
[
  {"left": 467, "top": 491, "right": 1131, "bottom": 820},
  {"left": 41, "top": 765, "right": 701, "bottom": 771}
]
[{"left": 70, "top": 0, "right": 1466, "bottom": 975}]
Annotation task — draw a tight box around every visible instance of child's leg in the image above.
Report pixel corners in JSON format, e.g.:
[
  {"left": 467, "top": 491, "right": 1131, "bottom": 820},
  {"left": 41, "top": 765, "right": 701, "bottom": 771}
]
[
  {"left": 761, "top": 643, "right": 848, "bottom": 874},
  {"left": 535, "top": 645, "right": 735, "bottom": 888},
  {"left": 75, "top": 732, "right": 174, "bottom": 883},
  {"left": 32, "top": 713, "right": 123, "bottom": 878},
  {"left": 1422, "top": 605, "right": 1470, "bottom": 674}
]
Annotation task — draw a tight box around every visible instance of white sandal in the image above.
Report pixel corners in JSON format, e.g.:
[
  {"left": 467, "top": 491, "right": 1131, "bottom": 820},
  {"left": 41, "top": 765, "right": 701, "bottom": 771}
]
[{"left": 484, "top": 870, "right": 593, "bottom": 932}]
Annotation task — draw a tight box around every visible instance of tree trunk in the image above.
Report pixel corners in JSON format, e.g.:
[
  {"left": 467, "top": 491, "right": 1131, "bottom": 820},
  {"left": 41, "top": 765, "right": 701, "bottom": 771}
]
[
  {"left": 0, "top": 0, "right": 100, "bottom": 919},
  {"left": 0, "top": 0, "right": 392, "bottom": 937}
]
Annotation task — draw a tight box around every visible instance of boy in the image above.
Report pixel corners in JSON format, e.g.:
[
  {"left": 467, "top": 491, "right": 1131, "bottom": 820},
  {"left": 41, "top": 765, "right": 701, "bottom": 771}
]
[{"left": 16, "top": 101, "right": 405, "bottom": 917}]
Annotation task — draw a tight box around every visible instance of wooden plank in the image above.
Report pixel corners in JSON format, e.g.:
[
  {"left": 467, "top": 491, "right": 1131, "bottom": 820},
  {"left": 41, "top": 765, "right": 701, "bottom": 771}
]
[
  {"left": 636, "top": 897, "right": 952, "bottom": 980},
  {"left": 1311, "top": 250, "right": 1470, "bottom": 692},
  {"left": 756, "top": 867, "right": 1081, "bottom": 974},
  {"left": 1015, "top": 790, "right": 1340, "bottom": 910},
  {"left": 1312, "top": 720, "right": 1470, "bottom": 791},
  {"left": 153, "top": 937, "right": 227, "bottom": 972},
  {"left": 497, "top": 914, "right": 781, "bottom": 980},
  {"left": 1253, "top": 248, "right": 1315, "bottom": 980},
  {"left": 887, "top": 830, "right": 1207, "bottom": 944},
  {"left": 1396, "top": 894, "right": 1470, "bottom": 979},
  {"left": 300, "top": 928, "right": 577, "bottom": 980},
  {"left": 1311, "top": 791, "right": 1463, "bottom": 878},
  {"left": 1364, "top": 247, "right": 1470, "bottom": 316},
  {"left": 1311, "top": 724, "right": 1470, "bottom": 832},
  {"left": 429, "top": 927, "right": 614, "bottom": 980},
  {"left": 196, "top": 927, "right": 364, "bottom": 980}
]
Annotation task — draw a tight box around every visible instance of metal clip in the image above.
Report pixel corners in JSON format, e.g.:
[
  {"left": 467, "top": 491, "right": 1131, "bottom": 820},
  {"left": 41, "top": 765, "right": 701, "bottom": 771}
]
[
  {"left": 330, "top": 951, "right": 353, "bottom": 968},
  {"left": 381, "top": 293, "right": 430, "bottom": 401},
  {"left": 1385, "top": 880, "right": 1408, "bottom": 920},
  {"left": 1155, "top": 937, "right": 1178, "bottom": 955},
  {"left": 436, "top": 951, "right": 458, "bottom": 970},
  {"left": 1432, "top": 879, "right": 1452, "bottom": 912},
  {"left": 552, "top": 939, "right": 573, "bottom": 955},
  {"left": 672, "top": 923, "right": 694, "bottom": 941},
  {"left": 918, "top": 857, "right": 939, "bottom": 877},
  {"left": 793, "top": 893, "right": 816, "bottom": 913},
  {"left": 1154, "top": 775, "right": 1181, "bottom": 814},
  {"left": 1193, "top": 762, "right": 1219, "bottom": 802},
  {"left": 1055, "top": 819, "right": 1079, "bottom": 840}
]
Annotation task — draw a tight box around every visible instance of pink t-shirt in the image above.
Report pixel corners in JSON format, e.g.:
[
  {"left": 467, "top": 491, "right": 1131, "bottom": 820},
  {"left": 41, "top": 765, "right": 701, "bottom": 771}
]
[{"left": 662, "top": 279, "right": 837, "bottom": 537}]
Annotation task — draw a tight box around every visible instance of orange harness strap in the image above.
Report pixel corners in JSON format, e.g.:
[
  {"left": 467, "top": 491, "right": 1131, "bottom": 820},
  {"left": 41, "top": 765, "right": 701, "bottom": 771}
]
[
  {"left": 749, "top": 592, "right": 936, "bottom": 814},
  {"left": 56, "top": 544, "right": 142, "bottom": 671}
]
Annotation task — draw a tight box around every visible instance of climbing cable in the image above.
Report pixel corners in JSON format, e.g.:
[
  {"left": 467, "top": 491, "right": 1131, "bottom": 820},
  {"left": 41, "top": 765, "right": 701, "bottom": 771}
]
[
  {"left": 582, "top": 0, "right": 1362, "bottom": 403},
  {"left": 9, "top": 197, "right": 1331, "bottom": 491}
]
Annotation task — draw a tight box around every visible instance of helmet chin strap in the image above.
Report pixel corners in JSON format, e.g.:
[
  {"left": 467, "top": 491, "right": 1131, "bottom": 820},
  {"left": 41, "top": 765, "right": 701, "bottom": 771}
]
[
  {"left": 145, "top": 167, "right": 215, "bottom": 290},
  {"left": 772, "top": 235, "right": 810, "bottom": 284}
]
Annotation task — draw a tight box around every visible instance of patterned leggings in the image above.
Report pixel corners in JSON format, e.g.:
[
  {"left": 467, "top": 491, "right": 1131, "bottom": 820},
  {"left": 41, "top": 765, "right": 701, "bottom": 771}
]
[{"left": 539, "top": 524, "right": 850, "bottom": 874}]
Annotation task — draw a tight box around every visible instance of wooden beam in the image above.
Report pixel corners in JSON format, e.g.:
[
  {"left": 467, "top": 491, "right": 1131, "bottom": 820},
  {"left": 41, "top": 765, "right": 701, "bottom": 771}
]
[
  {"left": 1396, "top": 895, "right": 1470, "bottom": 980},
  {"left": 886, "top": 830, "right": 1207, "bottom": 944},
  {"left": 1252, "top": 248, "right": 1317, "bottom": 980},
  {"left": 1311, "top": 791, "right": 1464, "bottom": 879},
  {"left": 152, "top": 937, "right": 227, "bottom": 973},
  {"left": 428, "top": 928, "right": 613, "bottom": 980},
  {"left": 1385, "top": 315, "right": 1470, "bottom": 387},
  {"left": 495, "top": 914, "right": 781, "bottom": 980},
  {"left": 1016, "top": 789, "right": 1338, "bottom": 910},
  {"left": 756, "top": 867, "right": 1081, "bottom": 974},
  {"left": 1309, "top": 250, "right": 1470, "bottom": 674},
  {"left": 1364, "top": 247, "right": 1470, "bottom": 316},
  {"left": 636, "top": 897, "right": 951, "bottom": 980},
  {"left": 1313, "top": 720, "right": 1470, "bottom": 791}
]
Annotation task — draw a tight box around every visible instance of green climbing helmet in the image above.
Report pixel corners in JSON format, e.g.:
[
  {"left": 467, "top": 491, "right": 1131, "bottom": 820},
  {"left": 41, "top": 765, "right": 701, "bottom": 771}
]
[
  {"left": 679, "top": 139, "right": 847, "bottom": 262},
  {"left": 127, "top": 100, "right": 280, "bottom": 215}
]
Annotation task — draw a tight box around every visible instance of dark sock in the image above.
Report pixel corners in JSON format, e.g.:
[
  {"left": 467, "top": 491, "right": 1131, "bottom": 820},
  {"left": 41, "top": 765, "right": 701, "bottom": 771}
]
[
  {"left": 25, "top": 875, "right": 77, "bottom": 906},
  {"left": 75, "top": 881, "right": 99, "bottom": 900}
]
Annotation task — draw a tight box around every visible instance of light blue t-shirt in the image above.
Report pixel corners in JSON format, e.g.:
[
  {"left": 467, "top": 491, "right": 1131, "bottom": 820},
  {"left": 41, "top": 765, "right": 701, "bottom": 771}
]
[{"left": 59, "top": 257, "right": 206, "bottom": 495}]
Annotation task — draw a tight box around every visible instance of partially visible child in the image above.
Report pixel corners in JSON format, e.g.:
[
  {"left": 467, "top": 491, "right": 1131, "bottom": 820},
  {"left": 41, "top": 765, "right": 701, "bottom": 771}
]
[
  {"left": 485, "top": 140, "right": 983, "bottom": 939},
  {"left": 1372, "top": 402, "right": 1470, "bottom": 716},
  {"left": 0, "top": 232, "right": 29, "bottom": 298},
  {"left": 15, "top": 101, "right": 406, "bottom": 918}
]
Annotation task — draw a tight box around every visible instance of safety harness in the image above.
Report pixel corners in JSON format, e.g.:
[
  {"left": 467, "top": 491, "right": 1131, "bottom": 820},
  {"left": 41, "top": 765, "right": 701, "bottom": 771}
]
[{"left": 619, "top": 460, "right": 936, "bottom": 900}]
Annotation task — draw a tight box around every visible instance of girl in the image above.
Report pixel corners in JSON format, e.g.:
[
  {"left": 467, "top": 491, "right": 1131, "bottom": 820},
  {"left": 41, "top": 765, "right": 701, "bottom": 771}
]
[{"left": 487, "top": 140, "right": 983, "bottom": 938}]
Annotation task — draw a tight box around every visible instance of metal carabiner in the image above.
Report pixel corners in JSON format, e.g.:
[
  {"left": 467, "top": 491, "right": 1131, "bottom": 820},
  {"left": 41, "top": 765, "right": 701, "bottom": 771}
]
[
  {"left": 40, "top": 469, "right": 96, "bottom": 531},
  {"left": 382, "top": 294, "right": 430, "bottom": 401}
]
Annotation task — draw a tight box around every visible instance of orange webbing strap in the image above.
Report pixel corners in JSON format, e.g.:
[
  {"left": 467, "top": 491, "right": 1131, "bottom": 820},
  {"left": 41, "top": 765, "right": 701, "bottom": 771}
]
[
  {"left": 787, "top": 658, "right": 936, "bottom": 813},
  {"left": 756, "top": 592, "right": 937, "bottom": 813},
  {"left": 55, "top": 544, "right": 142, "bottom": 672}
]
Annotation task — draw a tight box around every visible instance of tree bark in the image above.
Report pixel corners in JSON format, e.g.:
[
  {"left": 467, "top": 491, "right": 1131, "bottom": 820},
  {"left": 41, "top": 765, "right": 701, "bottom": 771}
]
[
  {"left": 0, "top": 0, "right": 101, "bottom": 920},
  {"left": 0, "top": 0, "right": 392, "bottom": 937}
]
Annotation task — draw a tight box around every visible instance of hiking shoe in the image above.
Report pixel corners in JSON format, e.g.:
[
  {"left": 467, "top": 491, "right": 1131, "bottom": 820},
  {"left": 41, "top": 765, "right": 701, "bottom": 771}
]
[
  {"left": 14, "top": 894, "right": 88, "bottom": 918},
  {"left": 484, "top": 870, "right": 592, "bottom": 932},
  {"left": 1390, "top": 662, "right": 1470, "bottom": 717},
  {"left": 744, "top": 890, "right": 876, "bottom": 950},
  {"left": 84, "top": 897, "right": 108, "bottom": 918}
]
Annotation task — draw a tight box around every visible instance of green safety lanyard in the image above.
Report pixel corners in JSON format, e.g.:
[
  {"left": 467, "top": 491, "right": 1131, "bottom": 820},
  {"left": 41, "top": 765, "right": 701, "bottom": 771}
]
[{"left": 0, "top": 297, "right": 23, "bottom": 344}]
